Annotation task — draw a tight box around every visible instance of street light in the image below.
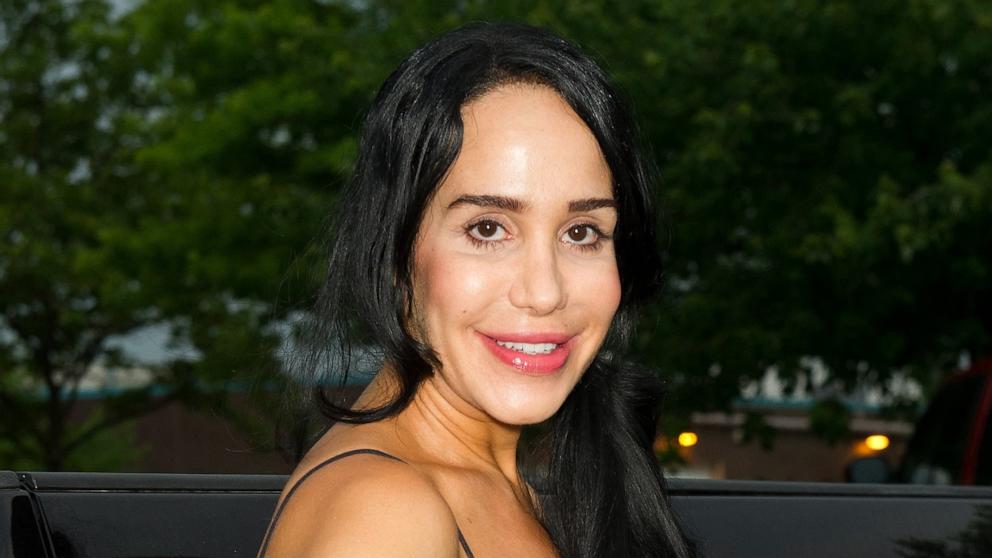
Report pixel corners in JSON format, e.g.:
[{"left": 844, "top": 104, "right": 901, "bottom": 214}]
[
  {"left": 678, "top": 432, "right": 699, "bottom": 448},
  {"left": 865, "top": 434, "right": 890, "bottom": 451}
]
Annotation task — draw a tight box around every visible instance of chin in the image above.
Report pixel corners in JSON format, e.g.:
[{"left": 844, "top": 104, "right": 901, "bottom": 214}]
[{"left": 484, "top": 393, "right": 568, "bottom": 426}]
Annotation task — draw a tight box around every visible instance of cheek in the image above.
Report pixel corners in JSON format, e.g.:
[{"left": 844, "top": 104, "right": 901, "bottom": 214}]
[
  {"left": 415, "top": 248, "right": 498, "bottom": 331},
  {"left": 575, "top": 258, "right": 622, "bottom": 325}
]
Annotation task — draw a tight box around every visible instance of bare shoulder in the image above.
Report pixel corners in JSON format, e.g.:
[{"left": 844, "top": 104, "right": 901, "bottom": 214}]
[{"left": 261, "top": 451, "right": 460, "bottom": 558}]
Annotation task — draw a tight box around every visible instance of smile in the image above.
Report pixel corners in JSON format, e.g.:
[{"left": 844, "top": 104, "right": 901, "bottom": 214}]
[
  {"left": 476, "top": 332, "right": 574, "bottom": 375},
  {"left": 495, "top": 341, "right": 558, "bottom": 355}
]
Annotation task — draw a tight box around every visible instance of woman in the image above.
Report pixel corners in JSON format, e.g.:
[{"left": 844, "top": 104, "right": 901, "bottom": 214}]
[{"left": 259, "top": 22, "right": 692, "bottom": 558}]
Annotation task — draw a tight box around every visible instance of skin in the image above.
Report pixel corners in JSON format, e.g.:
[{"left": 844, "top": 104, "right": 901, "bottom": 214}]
[{"left": 262, "top": 84, "right": 622, "bottom": 557}]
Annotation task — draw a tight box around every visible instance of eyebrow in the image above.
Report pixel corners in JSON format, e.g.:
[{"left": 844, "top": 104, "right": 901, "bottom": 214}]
[
  {"left": 568, "top": 197, "right": 617, "bottom": 212},
  {"left": 446, "top": 194, "right": 616, "bottom": 213},
  {"left": 447, "top": 194, "right": 526, "bottom": 212}
]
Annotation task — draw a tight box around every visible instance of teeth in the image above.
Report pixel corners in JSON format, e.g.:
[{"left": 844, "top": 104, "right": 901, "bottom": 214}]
[{"left": 495, "top": 341, "right": 558, "bottom": 355}]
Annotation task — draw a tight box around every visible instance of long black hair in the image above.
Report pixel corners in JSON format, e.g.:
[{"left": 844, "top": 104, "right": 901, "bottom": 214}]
[{"left": 289, "top": 22, "right": 692, "bottom": 558}]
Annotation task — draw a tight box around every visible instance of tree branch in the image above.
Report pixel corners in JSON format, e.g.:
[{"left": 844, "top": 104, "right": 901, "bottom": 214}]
[
  {"left": 61, "top": 389, "right": 180, "bottom": 457},
  {"left": 0, "top": 388, "right": 43, "bottom": 443},
  {"left": 63, "top": 331, "right": 109, "bottom": 410}
]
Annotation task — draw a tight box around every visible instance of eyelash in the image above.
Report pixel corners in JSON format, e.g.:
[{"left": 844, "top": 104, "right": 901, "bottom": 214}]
[{"left": 463, "top": 219, "right": 611, "bottom": 252}]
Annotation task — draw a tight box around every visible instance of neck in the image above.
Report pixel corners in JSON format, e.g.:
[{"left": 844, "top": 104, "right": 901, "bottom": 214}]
[{"left": 356, "top": 367, "right": 524, "bottom": 482}]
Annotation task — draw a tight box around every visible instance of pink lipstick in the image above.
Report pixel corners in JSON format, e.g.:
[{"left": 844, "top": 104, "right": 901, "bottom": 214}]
[{"left": 476, "top": 331, "right": 574, "bottom": 375}]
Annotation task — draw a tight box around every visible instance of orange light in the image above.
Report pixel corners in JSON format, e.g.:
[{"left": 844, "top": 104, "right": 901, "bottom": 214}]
[
  {"left": 865, "top": 434, "right": 890, "bottom": 451},
  {"left": 677, "top": 432, "right": 699, "bottom": 448}
]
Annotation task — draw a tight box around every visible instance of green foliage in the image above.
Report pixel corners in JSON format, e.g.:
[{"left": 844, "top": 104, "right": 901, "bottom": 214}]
[
  {"left": 0, "top": 423, "right": 145, "bottom": 472},
  {"left": 0, "top": 0, "right": 338, "bottom": 470},
  {"left": 62, "top": 417, "right": 148, "bottom": 472},
  {"left": 808, "top": 399, "right": 851, "bottom": 445},
  {"left": 3, "top": 0, "right": 990, "bottom": 470},
  {"left": 602, "top": 0, "right": 992, "bottom": 419},
  {"left": 739, "top": 412, "right": 776, "bottom": 451}
]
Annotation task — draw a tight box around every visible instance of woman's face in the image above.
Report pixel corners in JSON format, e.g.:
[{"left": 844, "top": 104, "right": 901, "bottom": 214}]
[{"left": 411, "top": 84, "right": 622, "bottom": 426}]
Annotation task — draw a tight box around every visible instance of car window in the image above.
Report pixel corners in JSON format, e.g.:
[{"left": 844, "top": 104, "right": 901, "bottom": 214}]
[{"left": 898, "top": 375, "right": 985, "bottom": 484}]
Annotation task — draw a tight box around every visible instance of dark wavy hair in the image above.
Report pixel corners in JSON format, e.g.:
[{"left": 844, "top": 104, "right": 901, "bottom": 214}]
[{"left": 290, "top": 22, "right": 692, "bottom": 558}]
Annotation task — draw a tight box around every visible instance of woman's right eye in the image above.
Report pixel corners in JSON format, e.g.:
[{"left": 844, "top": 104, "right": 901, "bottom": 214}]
[{"left": 465, "top": 219, "right": 509, "bottom": 244}]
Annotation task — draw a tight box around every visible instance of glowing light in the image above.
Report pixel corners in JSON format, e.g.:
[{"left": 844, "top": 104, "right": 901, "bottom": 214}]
[
  {"left": 865, "top": 434, "right": 890, "bottom": 451},
  {"left": 677, "top": 432, "right": 699, "bottom": 448}
]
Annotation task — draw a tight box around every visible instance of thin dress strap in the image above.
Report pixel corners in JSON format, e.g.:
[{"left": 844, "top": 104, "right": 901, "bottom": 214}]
[{"left": 257, "top": 448, "right": 476, "bottom": 558}]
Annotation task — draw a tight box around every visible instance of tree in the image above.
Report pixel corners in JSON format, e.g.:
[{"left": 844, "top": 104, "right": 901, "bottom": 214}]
[
  {"left": 4, "top": 0, "right": 990, "bottom": 470},
  {"left": 0, "top": 0, "right": 175, "bottom": 470},
  {"left": 625, "top": 0, "right": 992, "bottom": 421},
  {"left": 0, "top": 0, "right": 356, "bottom": 470}
]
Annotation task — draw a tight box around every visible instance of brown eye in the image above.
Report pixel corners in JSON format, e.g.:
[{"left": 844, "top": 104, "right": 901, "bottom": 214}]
[
  {"left": 477, "top": 221, "right": 500, "bottom": 238},
  {"left": 565, "top": 224, "right": 598, "bottom": 245},
  {"left": 467, "top": 219, "right": 508, "bottom": 243}
]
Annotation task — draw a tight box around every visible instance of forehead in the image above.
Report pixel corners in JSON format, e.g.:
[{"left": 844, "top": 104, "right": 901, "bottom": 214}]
[{"left": 436, "top": 85, "right": 613, "bottom": 204}]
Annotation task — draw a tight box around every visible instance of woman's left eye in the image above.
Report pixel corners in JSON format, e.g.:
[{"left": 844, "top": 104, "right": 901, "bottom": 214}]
[{"left": 562, "top": 224, "right": 602, "bottom": 247}]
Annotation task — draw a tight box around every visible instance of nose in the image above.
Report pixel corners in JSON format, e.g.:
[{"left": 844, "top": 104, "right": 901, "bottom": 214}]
[{"left": 508, "top": 239, "right": 567, "bottom": 315}]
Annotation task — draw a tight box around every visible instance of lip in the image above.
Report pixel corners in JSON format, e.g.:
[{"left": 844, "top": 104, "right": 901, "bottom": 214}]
[{"left": 475, "top": 331, "right": 575, "bottom": 375}]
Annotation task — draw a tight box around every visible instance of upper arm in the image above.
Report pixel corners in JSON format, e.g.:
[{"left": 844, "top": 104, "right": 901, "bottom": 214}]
[{"left": 261, "top": 456, "right": 460, "bottom": 558}]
